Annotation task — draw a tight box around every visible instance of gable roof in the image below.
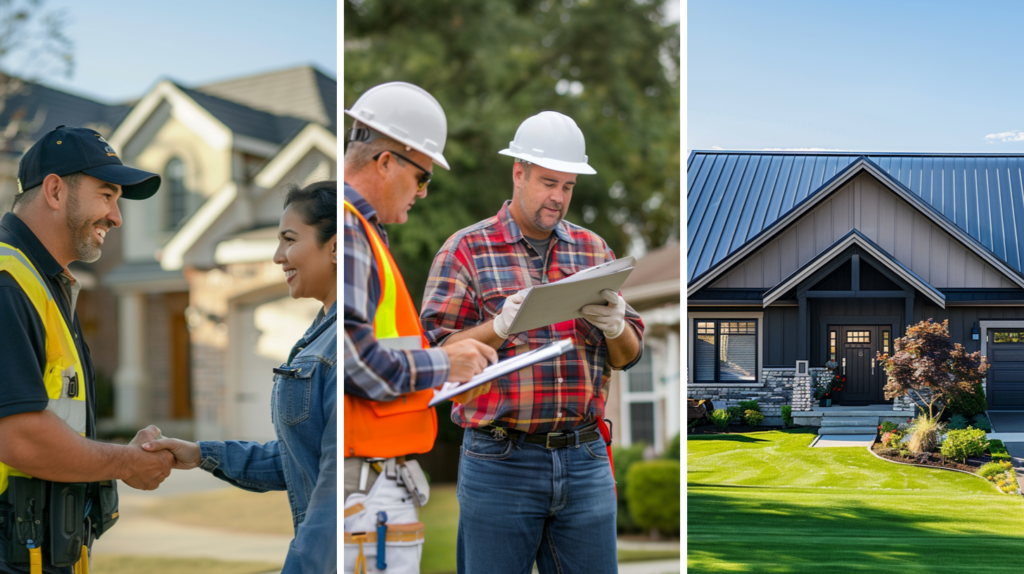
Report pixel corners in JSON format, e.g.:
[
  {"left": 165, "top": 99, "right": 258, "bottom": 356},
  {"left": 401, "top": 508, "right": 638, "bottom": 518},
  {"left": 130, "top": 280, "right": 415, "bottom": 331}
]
[
  {"left": 197, "top": 66, "right": 337, "bottom": 133},
  {"left": 0, "top": 80, "right": 128, "bottom": 154},
  {"left": 175, "top": 84, "right": 309, "bottom": 146},
  {"left": 687, "top": 152, "right": 1024, "bottom": 292}
]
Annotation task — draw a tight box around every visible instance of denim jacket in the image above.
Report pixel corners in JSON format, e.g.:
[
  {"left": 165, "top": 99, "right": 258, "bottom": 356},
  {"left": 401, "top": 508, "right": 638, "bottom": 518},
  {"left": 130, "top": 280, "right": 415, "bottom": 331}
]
[{"left": 198, "top": 302, "right": 338, "bottom": 574}]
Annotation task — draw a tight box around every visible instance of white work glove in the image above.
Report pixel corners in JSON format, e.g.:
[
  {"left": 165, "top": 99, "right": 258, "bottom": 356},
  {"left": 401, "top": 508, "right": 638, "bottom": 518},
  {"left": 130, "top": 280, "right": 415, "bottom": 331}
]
[
  {"left": 580, "top": 289, "right": 627, "bottom": 339},
  {"left": 492, "top": 290, "right": 527, "bottom": 340}
]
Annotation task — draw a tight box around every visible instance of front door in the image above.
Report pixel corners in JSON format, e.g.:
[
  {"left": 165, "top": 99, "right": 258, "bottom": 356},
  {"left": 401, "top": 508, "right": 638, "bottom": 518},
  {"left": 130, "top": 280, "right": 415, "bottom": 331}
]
[{"left": 832, "top": 326, "right": 891, "bottom": 405}]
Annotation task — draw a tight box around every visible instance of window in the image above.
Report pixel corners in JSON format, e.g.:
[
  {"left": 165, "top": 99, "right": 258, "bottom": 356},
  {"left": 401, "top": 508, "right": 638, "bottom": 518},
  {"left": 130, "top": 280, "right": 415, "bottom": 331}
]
[
  {"left": 847, "top": 331, "right": 870, "bottom": 343},
  {"left": 882, "top": 330, "right": 890, "bottom": 355},
  {"left": 629, "top": 402, "right": 655, "bottom": 446},
  {"left": 994, "top": 331, "right": 1024, "bottom": 343},
  {"left": 165, "top": 157, "right": 188, "bottom": 230},
  {"left": 830, "top": 330, "right": 837, "bottom": 360},
  {"left": 694, "top": 320, "right": 757, "bottom": 382}
]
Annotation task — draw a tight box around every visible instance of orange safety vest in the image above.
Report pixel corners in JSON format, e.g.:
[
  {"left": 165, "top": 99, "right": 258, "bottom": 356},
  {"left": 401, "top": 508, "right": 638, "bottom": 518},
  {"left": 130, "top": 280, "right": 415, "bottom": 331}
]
[{"left": 343, "top": 199, "right": 438, "bottom": 458}]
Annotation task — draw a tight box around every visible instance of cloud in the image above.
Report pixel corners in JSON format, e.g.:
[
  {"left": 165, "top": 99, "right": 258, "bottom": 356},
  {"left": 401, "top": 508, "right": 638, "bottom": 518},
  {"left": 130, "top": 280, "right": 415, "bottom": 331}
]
[
  {"left": 984, "top": 130, "right": 1024, "bottom": 142},
  {"left": 761, "top": 147, "right": 842, "bottom": 151}
]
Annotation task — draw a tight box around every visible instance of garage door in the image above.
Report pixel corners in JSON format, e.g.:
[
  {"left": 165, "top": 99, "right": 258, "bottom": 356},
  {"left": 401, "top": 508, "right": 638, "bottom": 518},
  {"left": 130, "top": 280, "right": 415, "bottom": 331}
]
[{"left": 987, "top": 329, "right": 1024, "bottom": 409}]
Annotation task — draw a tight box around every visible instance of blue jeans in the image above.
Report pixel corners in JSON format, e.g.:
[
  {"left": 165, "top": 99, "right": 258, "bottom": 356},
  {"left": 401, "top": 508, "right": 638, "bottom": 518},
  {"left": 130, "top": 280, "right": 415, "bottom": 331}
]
[{"left": 456, "top": 427, "right": 618, "bottom": 574}]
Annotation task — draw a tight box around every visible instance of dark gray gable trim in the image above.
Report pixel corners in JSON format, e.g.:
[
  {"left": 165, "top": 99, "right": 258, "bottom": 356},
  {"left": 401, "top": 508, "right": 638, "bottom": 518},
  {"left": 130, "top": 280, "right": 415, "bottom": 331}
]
[
  {"left": 762, "top": 229, "right": 946, "bottom": 308},
  {"left": 687, "top": 157, "right": 1024, "bottom": 296}
]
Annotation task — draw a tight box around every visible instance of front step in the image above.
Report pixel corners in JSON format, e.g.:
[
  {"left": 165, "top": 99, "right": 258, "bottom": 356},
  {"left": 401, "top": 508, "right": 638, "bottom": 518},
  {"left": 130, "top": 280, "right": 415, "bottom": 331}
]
[
  {"left": 817, "top": 426, "right": 879, "bottom": 435},
  {"left": 821, "top": 416, "right": 878, "bottom": 427}
]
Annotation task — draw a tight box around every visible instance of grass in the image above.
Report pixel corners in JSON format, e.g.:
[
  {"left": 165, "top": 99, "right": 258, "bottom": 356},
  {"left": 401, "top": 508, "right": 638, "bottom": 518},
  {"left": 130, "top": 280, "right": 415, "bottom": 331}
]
[
  {"left": 688, "top": 429, "right": 1024, "bottom": 573},
  {"left": 145, "top": 488, "right": 294, "bottom": 536},
  {"left": 418, "top": 484, "right": 680, "bottom": 573},
  {"left": 90, "top": 555, "right": 281, "bottom": 574}
]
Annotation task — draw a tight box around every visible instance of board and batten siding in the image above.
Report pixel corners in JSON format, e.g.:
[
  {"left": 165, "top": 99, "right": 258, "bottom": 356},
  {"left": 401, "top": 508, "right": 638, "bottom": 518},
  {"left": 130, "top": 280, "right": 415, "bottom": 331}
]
[{"left": 711, "top": 172, "right": 1015, "bottom": 290}]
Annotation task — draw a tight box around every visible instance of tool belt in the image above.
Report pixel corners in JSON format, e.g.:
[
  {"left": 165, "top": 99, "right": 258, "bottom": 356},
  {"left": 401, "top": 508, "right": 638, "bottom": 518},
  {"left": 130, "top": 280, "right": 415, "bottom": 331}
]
[
  {"left": 481, "top": 421, "right": 602, "bottom": 449},
  {"left": 0, "top": 476, "right": 119, "bottom": 571}
]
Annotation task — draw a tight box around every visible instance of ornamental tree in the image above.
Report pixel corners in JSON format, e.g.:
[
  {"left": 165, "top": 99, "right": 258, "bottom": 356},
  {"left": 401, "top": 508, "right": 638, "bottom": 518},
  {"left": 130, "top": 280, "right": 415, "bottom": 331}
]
[{"left": 877, "top": 319, "right": 989, "bottom": 419}]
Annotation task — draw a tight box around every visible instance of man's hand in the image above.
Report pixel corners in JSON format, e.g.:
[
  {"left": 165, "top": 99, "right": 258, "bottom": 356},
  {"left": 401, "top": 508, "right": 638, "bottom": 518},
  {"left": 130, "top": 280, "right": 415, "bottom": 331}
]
[
  {"left": 142, "top": 437, "right": 202, "bottom": 470},
  {"left": 120, "top": 445, "right": 174, "bottom": 491},
  {"left": 129, "top": 425, "right": 163, "bottom": 447},
  {"left": 442, "top": 339, "right": 498, "bottom": 382},
  {"left": 492, "top": 290, "right": 528, "bottom": 340},
  {"left": 580, "top": 289, "right": 627, "bottom": 339}
]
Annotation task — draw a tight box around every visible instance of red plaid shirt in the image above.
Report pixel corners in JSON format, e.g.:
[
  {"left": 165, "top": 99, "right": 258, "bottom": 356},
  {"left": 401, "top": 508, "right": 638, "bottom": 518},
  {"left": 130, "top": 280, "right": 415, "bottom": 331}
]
[{"left": 420, "top": 200, "right": 644, "bottom": 434}]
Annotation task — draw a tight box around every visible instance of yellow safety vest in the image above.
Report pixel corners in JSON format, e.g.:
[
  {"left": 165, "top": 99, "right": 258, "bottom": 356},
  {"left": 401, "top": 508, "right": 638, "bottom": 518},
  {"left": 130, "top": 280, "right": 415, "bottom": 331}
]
[
  {"left": 343, "top": 200, "right": 437, "bottom": 458},
  {"left": 0, "top": 242, "right": 86, "bottom": 497}
]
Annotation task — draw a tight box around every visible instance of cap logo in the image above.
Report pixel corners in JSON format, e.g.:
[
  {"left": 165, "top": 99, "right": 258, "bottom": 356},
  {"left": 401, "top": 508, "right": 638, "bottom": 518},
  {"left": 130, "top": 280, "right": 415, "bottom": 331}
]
[
  {"left": 104, "top": 145, "right": 118, "bottom": 157},
  {"left": 16, "top": 179, "right": 23, "bottom": 194}
]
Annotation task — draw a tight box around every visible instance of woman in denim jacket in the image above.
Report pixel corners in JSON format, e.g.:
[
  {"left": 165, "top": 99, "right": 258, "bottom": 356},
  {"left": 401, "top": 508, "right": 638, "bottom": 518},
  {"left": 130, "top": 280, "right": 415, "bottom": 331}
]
[{"left": 142, "top": 181, "right": 338, "bottom": 574}]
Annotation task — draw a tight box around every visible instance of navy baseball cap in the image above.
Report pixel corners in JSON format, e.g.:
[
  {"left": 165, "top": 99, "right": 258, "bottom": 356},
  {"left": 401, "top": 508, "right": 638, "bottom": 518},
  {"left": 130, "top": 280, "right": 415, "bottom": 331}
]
[{"left": 17, "top": 125, "right": 161, "bottom": 200}]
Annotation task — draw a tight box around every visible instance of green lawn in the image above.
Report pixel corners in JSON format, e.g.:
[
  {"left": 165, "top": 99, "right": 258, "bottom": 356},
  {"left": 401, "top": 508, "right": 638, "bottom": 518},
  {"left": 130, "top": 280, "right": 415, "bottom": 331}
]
[{"left": 688, "top": 429, "right": 1024, "bottom": 573}]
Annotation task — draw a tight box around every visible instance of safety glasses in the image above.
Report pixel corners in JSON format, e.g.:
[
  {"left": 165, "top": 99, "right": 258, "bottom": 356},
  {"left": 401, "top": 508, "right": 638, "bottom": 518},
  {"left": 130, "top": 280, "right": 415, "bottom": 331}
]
[{"left": 373, "top": 151, "right": 432, "bottom": 191}]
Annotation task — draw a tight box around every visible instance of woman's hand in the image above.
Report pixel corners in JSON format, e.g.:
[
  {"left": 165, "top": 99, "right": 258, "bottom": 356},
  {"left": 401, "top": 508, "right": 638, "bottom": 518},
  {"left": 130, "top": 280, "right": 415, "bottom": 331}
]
[{"left": 142, "top": 437, "right": 202, "bottom": 470}]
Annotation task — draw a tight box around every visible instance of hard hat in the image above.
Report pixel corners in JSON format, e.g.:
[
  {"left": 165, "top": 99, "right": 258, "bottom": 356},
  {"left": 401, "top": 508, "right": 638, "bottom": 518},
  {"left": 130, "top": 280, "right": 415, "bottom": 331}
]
[
  {"left": 344, "top": 82, "right": 450, "bottom": 170},
  {"left": 498, "top": 111, "right": 596, "bottom": 175}
]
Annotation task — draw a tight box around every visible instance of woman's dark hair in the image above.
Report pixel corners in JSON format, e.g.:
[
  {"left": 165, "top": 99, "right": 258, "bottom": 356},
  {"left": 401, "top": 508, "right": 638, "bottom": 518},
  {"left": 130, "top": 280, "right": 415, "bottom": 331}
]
[{"left": 284, "top": 180, "right": 337, "bottom": 245}]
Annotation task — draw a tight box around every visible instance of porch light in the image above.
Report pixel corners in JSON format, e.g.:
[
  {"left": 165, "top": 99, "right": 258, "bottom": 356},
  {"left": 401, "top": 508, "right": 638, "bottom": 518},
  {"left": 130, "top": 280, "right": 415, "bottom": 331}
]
[{"left": 972, "top": 322, "right": 980, "bottom": 341}]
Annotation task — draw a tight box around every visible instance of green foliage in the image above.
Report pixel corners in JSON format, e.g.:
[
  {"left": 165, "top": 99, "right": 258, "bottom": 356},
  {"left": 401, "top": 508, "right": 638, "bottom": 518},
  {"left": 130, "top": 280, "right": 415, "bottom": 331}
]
[
  {"left": 710, "top": 409, "right": 731, "bottom": 430},
  {"left": 908, "top": 414, "right": 944, "bottom": 454},
  {"left": 972, "top": 414, "right": 993, "bottom": 432},
  {"left": 743, "top": 409, "right": 764, "bottom": 427},
  {"left": 626, "top": 460, "right": 680, "bottom": 536},
  {"left": 878, "top": 421, "right": 898, "bottom": 434},
  {"left": 989, "top": 439, "right": 1011, "bottom": 463},
  {"left": 726, "top": 406, "right": 743, "bottom": 423},
  {"left": 945, "top": 382, "right": 988, "bottom": 418},
  {"left": 344, "top": 0, "right": 680, "bottom": 305},
  {"left": 737, "top": 400, "right": 760, "bottom": 413},
  {"left": 611, "top": 441, "right": 646, "bottom": 532},
  {"left": 940, "top": 428, "right": 989, "bottom": 462},
  {"left": 663, "top": 433, "right": 680, "bottom": 459},
  {"left": 898, "top": 449, "right": 911, "bottom": 458},
  {"left": 946, "top": 413, "right": 969, "bottom": 430},
  {"left": 979, "top": 462, "right": 1005, "bottom": 479},
  {"left": 881, "top": 430, "right": 904, "bottom": 449},
  {"left": 781, "top": 405, "right": 793, "bottom": 428}
]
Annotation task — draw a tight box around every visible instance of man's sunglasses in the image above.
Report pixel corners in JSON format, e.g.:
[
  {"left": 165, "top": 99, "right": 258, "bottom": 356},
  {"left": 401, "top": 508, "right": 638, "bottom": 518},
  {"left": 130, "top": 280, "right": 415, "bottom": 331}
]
[{"left": 373, "top": 151, "right": 432, "bottom": 191}]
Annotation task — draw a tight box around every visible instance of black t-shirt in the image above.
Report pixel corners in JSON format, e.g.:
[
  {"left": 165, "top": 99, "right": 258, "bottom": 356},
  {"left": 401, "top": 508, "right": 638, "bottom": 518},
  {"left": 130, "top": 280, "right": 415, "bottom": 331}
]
[
  {"left": 0, "top": 212, "right": 96, "bottom": 437},
  {"left": 522, "top": 233, "right": 552, "bottom": 270}
]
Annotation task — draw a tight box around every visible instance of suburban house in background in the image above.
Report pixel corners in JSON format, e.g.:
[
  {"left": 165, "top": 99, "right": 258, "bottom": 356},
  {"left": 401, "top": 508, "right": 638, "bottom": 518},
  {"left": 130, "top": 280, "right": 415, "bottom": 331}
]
[
  {"left": 687, "top": 152, "right": 1024, "bottom": 432},
  {"left": 607, "top": 242, "right": 681, "bottom": 455},
  {"left": 0, "top": 66, "right": 337, "bottom": 442}
]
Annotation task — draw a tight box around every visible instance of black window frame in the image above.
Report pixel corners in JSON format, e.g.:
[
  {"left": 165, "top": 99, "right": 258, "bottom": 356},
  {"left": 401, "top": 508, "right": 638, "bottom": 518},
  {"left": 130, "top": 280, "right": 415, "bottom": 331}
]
[{"left": 694, "top": 318, "right": 759, "bottom": 384}]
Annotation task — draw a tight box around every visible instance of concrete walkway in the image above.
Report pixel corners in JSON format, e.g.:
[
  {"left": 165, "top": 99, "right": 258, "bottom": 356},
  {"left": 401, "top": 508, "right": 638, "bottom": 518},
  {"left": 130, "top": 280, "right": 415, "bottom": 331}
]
[{"left": 90, "top": 469, "right": 289, "bottom": 571}]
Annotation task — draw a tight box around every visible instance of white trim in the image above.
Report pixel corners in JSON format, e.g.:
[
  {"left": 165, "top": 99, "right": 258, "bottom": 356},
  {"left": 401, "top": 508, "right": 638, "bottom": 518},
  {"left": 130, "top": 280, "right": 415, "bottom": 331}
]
[
  {"left": 760, "top": 232, "right": 946, "bottom": 308},
  {"left": 214, "top": 237, "right": 278, "bottom": 265},
  {"left": 619, "top": 337, "right": 666, "bottom": 452},
  {"left": 109, "top": 81, "right": 232, "bottom": 153},
  {"left": 687, "top": 311, "right": 764, "bottom": 386},
  {"left": 159, "top": 182, "right": 238, "bottom": 270},
  {"left": 254, "top": 123, "right": 338, "bottom": 189},
  {"left": 688, "top": 159, "right": 1024, "bottom": 295}
]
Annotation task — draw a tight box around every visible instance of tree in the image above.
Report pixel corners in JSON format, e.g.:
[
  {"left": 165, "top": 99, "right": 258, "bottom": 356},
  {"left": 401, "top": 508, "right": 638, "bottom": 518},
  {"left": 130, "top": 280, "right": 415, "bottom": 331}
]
[
  {"left": 877, "top": 319, "right": 989, "bottom": 419},
  {"left": 344, "top": 0, "right": 680, "bottom": 305}
]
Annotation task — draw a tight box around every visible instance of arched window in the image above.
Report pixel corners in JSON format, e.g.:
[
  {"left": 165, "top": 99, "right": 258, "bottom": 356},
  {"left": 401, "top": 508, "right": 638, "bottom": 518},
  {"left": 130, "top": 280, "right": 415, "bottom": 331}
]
[{"left": 165, "top": 157, "right": 188, "bottom": 230}]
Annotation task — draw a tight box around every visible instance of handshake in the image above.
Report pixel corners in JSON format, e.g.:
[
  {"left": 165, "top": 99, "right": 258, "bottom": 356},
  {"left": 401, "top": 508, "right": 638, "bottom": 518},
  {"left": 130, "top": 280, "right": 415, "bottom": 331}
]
[{"left": 121, "top": 425, "right": 202, "bottom": 490}]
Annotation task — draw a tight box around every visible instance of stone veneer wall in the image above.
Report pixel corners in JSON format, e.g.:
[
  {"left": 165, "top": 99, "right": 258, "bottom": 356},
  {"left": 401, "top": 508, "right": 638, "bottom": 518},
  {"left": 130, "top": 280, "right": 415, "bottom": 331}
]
[{"left": 687, "top": 368, "right": 816, "bottom": 415}]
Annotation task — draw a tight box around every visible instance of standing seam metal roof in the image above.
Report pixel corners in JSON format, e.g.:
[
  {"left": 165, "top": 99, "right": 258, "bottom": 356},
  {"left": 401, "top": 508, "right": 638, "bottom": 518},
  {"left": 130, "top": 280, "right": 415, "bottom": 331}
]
[{"left": 687, "top": 151, "right": 1024, "bottom": 284}]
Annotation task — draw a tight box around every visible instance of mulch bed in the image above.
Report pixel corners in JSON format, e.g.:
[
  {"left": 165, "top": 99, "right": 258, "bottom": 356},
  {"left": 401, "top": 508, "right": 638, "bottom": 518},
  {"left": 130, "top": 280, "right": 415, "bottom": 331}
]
[{"left": 871, "top": 443, "right": 993, "bottom": 473}]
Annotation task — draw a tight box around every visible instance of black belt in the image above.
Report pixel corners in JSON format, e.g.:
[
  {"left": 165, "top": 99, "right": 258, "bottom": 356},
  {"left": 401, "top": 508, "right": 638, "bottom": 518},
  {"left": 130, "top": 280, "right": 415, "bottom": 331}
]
[{"left": 482, "top": 422, "right": 601, "bottom": 449}]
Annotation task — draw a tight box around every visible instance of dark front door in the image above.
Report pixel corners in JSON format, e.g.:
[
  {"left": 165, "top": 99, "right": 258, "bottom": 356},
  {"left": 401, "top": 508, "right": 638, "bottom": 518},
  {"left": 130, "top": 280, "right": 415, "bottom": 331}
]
[{"left": 834, "top": 325, "right": 891, "bottom": 405}]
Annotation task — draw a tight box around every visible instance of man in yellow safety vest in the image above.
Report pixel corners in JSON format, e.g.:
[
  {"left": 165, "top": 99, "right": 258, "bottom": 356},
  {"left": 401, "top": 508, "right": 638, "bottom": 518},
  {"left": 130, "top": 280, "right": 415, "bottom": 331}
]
[
  {"left": 0, "top": 126, "right": 172, "bottom": 574},
  {"left": 343, "top": 82, "right": 497, "bottom": 572}
]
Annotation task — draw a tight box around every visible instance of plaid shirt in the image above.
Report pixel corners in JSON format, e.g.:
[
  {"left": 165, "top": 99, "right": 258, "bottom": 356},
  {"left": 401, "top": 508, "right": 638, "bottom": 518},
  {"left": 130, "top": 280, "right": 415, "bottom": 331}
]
[
  {"left": 343, "top": 184, "right": 450, "bottom": 401},
  {"left": 421, "top": 200, "right": 644, "bottom": 434}
]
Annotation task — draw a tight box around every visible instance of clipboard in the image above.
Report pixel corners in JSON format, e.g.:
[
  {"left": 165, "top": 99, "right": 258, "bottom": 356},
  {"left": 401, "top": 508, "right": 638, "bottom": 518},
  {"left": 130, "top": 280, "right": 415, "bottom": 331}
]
[
  {"left": 428, "top": 338, "right": 575, "bottom": 407},
  {"left": 506, "top": 256, "right": 636, "bottom": 335}
]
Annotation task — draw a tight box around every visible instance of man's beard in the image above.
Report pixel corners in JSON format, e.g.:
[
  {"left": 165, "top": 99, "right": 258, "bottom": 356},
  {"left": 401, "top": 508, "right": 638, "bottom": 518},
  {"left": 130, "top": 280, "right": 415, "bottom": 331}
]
[
  {"left": 66, "top": 192, "right": 109, "bottom": 263},
  {"left": 517, "top": 188, "right": 563, "bottom": 231}
]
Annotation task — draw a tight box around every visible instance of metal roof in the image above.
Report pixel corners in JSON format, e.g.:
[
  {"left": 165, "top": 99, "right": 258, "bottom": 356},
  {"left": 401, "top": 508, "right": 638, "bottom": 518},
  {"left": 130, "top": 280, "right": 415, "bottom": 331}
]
[{"left": 687, "top": 151, "right": 1024, "bottom": 285}]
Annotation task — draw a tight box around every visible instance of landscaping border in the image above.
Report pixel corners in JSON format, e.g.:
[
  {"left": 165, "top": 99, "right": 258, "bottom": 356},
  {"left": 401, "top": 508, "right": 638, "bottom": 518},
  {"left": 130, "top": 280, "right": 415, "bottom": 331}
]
[{"left": 864, "top": 438, "right": 1008, "bottom": 494}]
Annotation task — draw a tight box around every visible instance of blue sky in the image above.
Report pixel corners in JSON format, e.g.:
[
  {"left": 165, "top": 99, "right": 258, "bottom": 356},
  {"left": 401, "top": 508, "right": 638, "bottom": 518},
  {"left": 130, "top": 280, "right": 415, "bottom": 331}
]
[
  {"left": 688, "top": 0, "right": 1024, "bottom": 153},
  {"left": 7, "top": 0, "right": 336, "bottom": 103}
]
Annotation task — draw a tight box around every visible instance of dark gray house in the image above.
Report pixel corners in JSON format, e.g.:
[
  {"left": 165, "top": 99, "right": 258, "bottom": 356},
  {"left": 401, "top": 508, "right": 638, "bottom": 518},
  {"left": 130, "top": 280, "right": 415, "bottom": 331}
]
[{"left": 687, "top": 152, "right": 1024, "bottom": 431}]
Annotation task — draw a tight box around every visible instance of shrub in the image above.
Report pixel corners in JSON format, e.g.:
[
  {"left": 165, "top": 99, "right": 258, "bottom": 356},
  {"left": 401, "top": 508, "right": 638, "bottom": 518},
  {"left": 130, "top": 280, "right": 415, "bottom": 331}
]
[
  {"left": 781, "top": 405, "right": 793, "bottom": 428},
  {"left": 738, "top": 400, "right": 760, "bottom": 413},
  {"left": 940, "top": 428, "right": 989, "bottom": 462},
  {"left": 626, "top": 460, "right": 680, "bottom": 536},
  {"left": 743, "top": 410, "right": 764, "bottom": 426},
  {"left": 989, "top": 439, "right": 1011, "bottom": 462},
  {"left": 878, "top": 421, "right": 898, "bottom": 434},
  {"left": 726, "top": 406, "right": 743, "bottom": 423},
  {"left": 908, "top": 414, "right": 944, "bottom": 454},
  {"left": 945, "top": 382, "right": 988, "bottom": 418},
  {"left": 898, "top": 449, "right": 911, "bottom": 458},
  {"left": 663, "top": 433, "right": 680, "bottom": 460},
  {"left": 611, "top": 441, "right": 647, "bottom": 533},
  {"left": 947, "top": 414, "right": 969, "bottom": 430},
  {"left": 881, "top": 430, "right": 904, "bottom": 449},
  {"left": 979, "top": 462, "right": 1006, "bottom": 479},
  {"left": 710, "top": 409, "right": 731, "bottom": 430},
  {"left": 972, "top": 414, "right": 992, "bottom": 432}
]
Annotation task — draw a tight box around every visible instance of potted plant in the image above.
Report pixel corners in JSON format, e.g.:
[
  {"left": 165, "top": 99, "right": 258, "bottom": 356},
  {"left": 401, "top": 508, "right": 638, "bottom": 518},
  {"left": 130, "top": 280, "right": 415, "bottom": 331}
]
[{"left": 815, "top": 360, "right": 844, "bottom": 407}]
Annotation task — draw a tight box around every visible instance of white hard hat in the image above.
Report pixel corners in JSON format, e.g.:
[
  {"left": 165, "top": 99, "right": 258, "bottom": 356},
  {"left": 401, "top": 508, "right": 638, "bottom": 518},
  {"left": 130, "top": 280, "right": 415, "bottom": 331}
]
[
  {"left": 344, "top": 82, "right": 450, "bottom": 170},
  {"left": 498, "top": 111, "right": 596, "bottom": 175}
]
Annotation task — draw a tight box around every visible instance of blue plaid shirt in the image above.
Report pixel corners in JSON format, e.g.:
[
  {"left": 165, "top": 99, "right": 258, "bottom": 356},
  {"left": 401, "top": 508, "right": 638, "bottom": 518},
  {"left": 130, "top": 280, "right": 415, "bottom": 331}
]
[{"left": 343, "top": 184, "right": 450, "bottom": 401}]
